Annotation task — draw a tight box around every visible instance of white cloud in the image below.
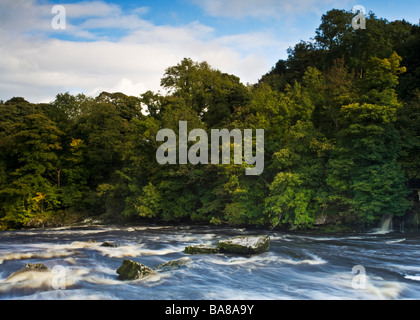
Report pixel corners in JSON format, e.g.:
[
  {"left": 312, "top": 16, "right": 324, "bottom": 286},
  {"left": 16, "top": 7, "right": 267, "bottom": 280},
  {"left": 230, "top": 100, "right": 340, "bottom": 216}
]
[
  {"left": 89, "top": 78, "right": 148, "bottom": 98},
  {"left": 132, "top": 7, "right": 150, "bottom": 16},
  {"left": 0, "top": 0, "right": 50, "bottom": 35},
  {"left": 0, "top": 0, "right": 293, "bottom": 103}
]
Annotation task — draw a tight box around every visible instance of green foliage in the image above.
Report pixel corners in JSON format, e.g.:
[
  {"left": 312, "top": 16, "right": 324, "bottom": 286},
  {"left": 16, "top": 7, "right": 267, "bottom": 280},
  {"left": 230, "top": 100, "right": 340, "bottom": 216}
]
[
  {"left": 266, "top": 121, "right": 331, "bottom": 229},
  {"left": 326, "top": 103, "right": 410, "bottom": 224},
  {"left": 0, "top": 107, "right": 63, "bottom": 228},
  {"left": 397, "top": 91, "right": 420, "bottom": 181},
  {"left": 160, "top": 57, "right": 250, "bottom": 128},
  {"left": 358, "top": 52, "right": 406, "bottom": 108},
  {"left": 266, "top": 172, "right": 315, "bottom": 229},
  {"left": 135, "top": 182, "right": 162, "bottom": 218},
  {"left": 0, "top": 9, "right": 418, "bottom": 230}
]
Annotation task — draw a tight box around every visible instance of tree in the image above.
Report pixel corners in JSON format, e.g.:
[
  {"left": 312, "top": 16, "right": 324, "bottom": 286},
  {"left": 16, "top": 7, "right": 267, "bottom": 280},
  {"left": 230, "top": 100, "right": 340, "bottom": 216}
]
[
  {"left": 358, "top": 52, "right": 406, "bottom": 108},
  {"left": 305, "top": 59, "right": 356, "bottom": 136},
  {"left": 160, "top": 57, "right": 251, "bottom": 127},
  {"left": 96, "top": 91, "right": 143, "bottom": 121},
  {"left": 0, "top": 112, "right": 63, "bottom": 228},
  {"left": 397, "top": 91, "right": 420, "bottom": 183},
  {"left": 75, "top": 101, "right": 128, "bottom": 187},
  {"left": 327, "top": 103, "right": 410, "bottom": 224},
  {"left": 398, "top": 24, "right": 420, "bottom": 101},
  {"left": 315, "top": 8, "right": 354, "bottom": 62},
  {"left": 266, "top": 121, "right": 332, "bottom": 229}
]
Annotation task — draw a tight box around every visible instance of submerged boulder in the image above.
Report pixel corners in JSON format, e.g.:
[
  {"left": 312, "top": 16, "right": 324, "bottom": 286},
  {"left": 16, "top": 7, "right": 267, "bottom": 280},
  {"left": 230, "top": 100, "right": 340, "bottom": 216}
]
[
  {"left": 153, "top": 257, "right": 192, "bottom": 272},
  {"left": 117, "top": 257, "right": 192, "bottom": 280},
  {"left": 116, "top": 259, "right": 155, "bottom": 280},
  {"left": 184, "top": 245, "right": 220, "bottom": 254},
  {"left": 100, "top": 241, "right": 119, "bottom": 248},
  {"left": 7, "top": 263, "right": 50, "bottom": 279},
  {"left": 217, "top": 235, "right": 270, "bottom": 255},
  {"left": 22, "top": 263, "right": 49, "bottom": 271}
]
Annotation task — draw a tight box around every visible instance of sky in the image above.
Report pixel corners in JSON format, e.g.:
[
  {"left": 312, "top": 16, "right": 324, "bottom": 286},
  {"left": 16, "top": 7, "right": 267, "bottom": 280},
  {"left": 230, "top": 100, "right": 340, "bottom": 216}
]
[{"left": 0, "top": 0, "right": 419, "bottom": 103}]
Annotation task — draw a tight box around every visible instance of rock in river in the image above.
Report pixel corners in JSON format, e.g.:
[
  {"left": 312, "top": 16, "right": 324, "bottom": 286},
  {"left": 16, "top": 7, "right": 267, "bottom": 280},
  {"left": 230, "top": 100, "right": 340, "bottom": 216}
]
[
  {"left": 100, "top": 241, "right": 119, "bottom": 247},
  {"left": 217, "top": 235, "right": 270, "bottom": 255},
  {"left": 22, "top": 263, "right": 49, "bottom": 271},
  {"left": 153, "top": 257, "right": 192, "bottom": 272},
  {"left": 6, "top": 263, "right": 50, "bottom": 280},
  {"left": 116, "top": 259, "right": 155, "bottom": 280},
  {"left": 184, "top": 245, "right": 220, "bottom": 254}
]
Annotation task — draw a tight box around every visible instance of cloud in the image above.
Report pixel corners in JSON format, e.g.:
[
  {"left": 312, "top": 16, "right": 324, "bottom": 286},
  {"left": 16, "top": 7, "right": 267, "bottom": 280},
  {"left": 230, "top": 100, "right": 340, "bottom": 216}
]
[
  {"left": 132, "top": 7, "right": 150, "bottom": 16},
  {"left": 191, "top": 0, "right": 351, "bottom": 19},
  {"left": 64, "top": 1, "right": 122, "bottom": 18},
  {"left": 0, "top": 0, "right": 50, "bottom": 35},
  {"left": 0, "top": 0, "right": 292, "bottom": 103}
]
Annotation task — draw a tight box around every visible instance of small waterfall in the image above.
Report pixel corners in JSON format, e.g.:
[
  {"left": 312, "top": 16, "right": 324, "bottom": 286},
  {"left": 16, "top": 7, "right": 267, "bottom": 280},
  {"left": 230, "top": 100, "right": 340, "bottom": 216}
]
[{"left": 378, "top": 214, "right": 394, "bottom": 233}]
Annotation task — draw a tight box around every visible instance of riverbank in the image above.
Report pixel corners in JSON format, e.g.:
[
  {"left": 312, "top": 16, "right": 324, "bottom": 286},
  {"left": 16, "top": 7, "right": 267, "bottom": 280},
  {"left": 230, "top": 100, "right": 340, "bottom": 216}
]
[{"left": 1, "top": 207, "right": 419, "bottom": 234}]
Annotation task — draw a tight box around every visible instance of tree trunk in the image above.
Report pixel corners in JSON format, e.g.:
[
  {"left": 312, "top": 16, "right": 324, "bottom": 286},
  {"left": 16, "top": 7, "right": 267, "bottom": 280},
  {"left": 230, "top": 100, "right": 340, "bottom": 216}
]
[{"left": 57, "top": 169, "right": 61, "bottom": 189}]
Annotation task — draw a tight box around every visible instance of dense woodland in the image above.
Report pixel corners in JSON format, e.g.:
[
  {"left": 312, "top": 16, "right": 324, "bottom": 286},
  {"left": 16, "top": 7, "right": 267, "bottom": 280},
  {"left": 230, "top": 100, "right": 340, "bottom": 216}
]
[{"left": 1, "top": 9, "right": 419, "bottom": 230}]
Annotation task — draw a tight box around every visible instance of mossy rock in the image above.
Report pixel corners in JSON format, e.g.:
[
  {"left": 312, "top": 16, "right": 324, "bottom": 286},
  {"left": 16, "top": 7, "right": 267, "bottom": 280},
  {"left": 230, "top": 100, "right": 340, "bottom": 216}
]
[
  {"left": 101, "top": 241, "right": 119, "bottom": 247},
  {"left": 24, "top": 263, "right": 49, "bottom": 271},
  {"left": 116, "top": 259, "right": 155, "bottom": 280},
  {"left": 153, "top": 257, "right": 192, "bottom": 272},
  {"left": 217, "top": 235, "right": 270, "bottom": 255},
  {"left": 6, "top": 263, "right": 50, "bottom": 280},
  {"left": 184, "top": 245, "right": 220, "bottom": 254}
]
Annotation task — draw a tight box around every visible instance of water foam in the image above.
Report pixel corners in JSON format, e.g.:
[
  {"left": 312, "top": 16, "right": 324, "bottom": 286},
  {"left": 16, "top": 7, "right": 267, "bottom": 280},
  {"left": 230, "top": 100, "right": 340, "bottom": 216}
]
[
  {"left": 205, "top": 251, "right": 327, "bottom": 267},
  {"left": 404, "top": 275, "right": 420, "bottom": 281},
  {"left": 385, "top": 239, "right": 405, "bottom": 244},
  {"left": 0, "top": 266, "right": 90, "bottom": 298},
  {"left": 0, "top": 250, "right": 79, "bottom": 264},
  {"left": 328, "top": 272, "right": 406, "bottom": 300}
]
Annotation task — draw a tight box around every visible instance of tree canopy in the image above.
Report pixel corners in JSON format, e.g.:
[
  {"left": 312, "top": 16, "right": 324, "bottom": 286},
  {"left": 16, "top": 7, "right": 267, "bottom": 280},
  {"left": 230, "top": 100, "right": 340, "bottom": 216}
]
[{"left": 0, "top": 9, "right": 418, "bottom": 230}]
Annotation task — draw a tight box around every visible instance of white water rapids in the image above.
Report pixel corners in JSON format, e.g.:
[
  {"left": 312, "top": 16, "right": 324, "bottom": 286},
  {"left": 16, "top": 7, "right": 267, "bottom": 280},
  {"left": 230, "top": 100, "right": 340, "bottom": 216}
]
[{"left": 0, "top": 225, "right": 419, "bottom": 300}]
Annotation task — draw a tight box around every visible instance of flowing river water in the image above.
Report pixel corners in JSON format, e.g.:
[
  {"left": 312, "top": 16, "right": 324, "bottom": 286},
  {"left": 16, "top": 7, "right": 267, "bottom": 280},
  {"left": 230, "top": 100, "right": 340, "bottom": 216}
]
[{"left": 0, "top": 224, "right": 419, "bottom": 300}]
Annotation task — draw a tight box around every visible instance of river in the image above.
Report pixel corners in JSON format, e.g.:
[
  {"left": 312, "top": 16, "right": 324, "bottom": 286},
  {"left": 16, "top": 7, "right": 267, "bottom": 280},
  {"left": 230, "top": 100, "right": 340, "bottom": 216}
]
[{"left": 0, "top": 224, "right": 419, "bottom": 300}]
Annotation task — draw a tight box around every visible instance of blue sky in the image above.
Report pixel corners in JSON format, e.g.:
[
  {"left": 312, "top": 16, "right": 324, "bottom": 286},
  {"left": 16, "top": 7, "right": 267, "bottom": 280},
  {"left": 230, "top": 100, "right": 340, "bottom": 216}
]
[{"left": 0, "top": 0, "right": 419, "bottom": 102}]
